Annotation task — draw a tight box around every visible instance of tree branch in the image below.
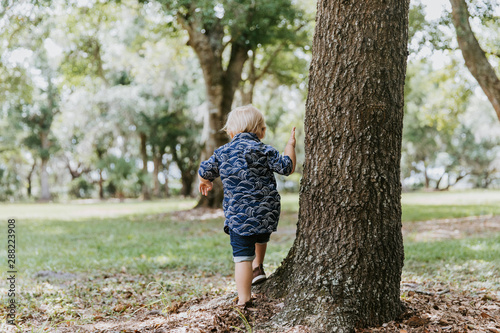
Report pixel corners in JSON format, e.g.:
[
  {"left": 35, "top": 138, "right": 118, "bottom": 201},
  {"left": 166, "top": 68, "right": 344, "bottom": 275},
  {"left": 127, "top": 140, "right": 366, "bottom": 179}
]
[
  {"left": 450, "top": 0, "right": 500, "bottom": 121},
  {"left": 486, "top": 50, "right": 500, "bottom": 59},
  {"left": 222, "top": 42, "right": 249, "bottom": 112},
  {"left": 176, "top": 11, "right": 224, "bottom": 90},
  {"left": 255, "top": 44, "right": 284, "bottom": 82}
]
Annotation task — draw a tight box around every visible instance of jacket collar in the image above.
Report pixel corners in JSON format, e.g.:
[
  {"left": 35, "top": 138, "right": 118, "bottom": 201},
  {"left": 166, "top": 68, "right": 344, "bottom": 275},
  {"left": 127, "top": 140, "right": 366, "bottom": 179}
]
[{"left": 232, "top": 132, "right": 260, "bottom": 142}]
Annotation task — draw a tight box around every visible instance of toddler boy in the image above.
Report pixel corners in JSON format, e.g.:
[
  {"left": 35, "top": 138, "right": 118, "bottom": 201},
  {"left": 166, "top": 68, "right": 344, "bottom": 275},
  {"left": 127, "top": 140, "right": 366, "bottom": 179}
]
[{"left": 198, "top": 105, "right": 296, "bottom": 306}]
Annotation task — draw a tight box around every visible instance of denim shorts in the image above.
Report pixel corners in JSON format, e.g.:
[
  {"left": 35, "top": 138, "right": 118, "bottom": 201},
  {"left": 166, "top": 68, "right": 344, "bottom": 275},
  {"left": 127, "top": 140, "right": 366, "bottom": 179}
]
[{"left": 229, "top": 229, "right": 271, "bottom": 263}]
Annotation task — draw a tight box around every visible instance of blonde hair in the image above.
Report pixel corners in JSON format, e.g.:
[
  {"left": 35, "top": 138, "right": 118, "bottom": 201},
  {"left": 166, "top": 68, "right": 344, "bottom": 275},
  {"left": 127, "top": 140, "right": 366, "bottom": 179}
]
[{"left": 223, "top": 105, "right": 266, "bottom": 138}]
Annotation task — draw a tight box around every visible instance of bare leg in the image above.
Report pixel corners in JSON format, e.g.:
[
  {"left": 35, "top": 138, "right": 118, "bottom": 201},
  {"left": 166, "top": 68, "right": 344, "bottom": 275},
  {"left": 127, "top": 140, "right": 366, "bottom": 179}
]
[
  {"left": 253, "top": 243, "right": 267, "bottom": 269},
  {"left": 235, "top": 261, "right": 252, "bottom": 305}
]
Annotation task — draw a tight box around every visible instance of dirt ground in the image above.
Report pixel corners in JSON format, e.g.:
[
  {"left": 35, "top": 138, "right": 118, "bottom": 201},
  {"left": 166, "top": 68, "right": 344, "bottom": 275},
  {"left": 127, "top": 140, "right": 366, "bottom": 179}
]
[{"left": 5, "top": 214, "right": 500, "bottom": 333}]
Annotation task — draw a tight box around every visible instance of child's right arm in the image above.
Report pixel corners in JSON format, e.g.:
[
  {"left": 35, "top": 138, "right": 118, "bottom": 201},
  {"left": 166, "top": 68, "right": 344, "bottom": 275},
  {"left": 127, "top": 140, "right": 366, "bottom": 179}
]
[
  {"left": 284, "top": 127, "right": 296, "bottom": 174},
  {"left": 198, "top": 153, "right": 219, "bottom": 196},
  {"left": 198, "top": 174, "right": 213, "bottom": 196}
]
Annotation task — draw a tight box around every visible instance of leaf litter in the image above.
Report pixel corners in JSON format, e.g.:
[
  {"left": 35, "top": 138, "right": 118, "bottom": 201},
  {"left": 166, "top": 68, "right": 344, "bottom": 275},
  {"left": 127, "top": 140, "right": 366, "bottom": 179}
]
[
  {"left": 3, "top": 276, "right": 497, "bottom": 332},
  {"left": 1, "top": 215, "right": 499, "bottom": 332}
]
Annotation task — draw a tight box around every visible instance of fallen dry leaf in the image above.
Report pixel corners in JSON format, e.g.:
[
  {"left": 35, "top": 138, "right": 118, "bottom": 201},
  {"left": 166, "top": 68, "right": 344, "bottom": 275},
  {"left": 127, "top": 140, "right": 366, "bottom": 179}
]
[
  {"left": 166, "top": 301, "right": 183, "bottom": 314},
  {"left": 406, "top": 315, "right": 430, "bottom": 327},
  {"left": 113, "top": 304, "right": 130, "bottom": 312},
  {"left": 481, "top": 311, "right": 491, "bottom": 318}
]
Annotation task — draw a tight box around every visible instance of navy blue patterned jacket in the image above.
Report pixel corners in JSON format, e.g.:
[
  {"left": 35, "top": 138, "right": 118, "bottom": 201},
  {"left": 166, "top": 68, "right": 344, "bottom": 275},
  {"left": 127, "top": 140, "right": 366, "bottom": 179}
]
[{"left": 198, "top": 132, "right": 293, "bottom": 236}]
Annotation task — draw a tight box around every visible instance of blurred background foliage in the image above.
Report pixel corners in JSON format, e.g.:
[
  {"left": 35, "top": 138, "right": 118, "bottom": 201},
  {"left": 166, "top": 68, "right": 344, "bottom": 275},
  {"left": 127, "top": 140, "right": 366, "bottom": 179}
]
[{"left": 0, "top": 0, "right": 499, "bottom": 202}]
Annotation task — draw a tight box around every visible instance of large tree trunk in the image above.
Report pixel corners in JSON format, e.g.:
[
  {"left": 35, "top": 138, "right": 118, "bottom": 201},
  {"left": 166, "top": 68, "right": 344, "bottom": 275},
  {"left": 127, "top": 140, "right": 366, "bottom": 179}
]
[
  {"left": 196, "top": 95, "right": 229, "bottom": 208},
  {"left": 262, "top": 1, "right": 409, "bottom": 331},
  {"left": 450, "top": 0, "right": 500, "bottom": 121}
]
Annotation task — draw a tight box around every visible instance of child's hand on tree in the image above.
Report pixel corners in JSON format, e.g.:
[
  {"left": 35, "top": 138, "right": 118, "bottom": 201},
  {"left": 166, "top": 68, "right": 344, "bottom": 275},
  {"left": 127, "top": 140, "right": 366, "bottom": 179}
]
[
  {"left": 284, "top": 127, "right": 297, "bottom": 174},
  {"left": 288, "top": 127, "right": 296, "bottom": 147},
  {"left": 198, "top": 177, "right": 213, "bottom": 196}
]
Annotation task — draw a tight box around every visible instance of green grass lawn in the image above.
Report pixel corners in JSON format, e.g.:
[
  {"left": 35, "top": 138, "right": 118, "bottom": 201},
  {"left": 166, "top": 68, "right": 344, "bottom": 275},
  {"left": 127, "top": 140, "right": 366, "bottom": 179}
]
[
  {"left": 17, "top": 213, "right": 232, "bottom": 275},
  {"left": 401, "top": 189, "right": 500, "bottom": 221},
  {"left": 1, "top": 198, "right": 196, "bottom": 221},
  {"left": 403, "top": 234, "right": 500, "bottom": 290},
  {"left": 0, "top": 190, "right": 499, "bottom": 330},
  {"left": 2, "top": 190, "right": 499, "bottom": 277},
  {"left": 282, "top": 190, "right": 500, "bottom": 222}
]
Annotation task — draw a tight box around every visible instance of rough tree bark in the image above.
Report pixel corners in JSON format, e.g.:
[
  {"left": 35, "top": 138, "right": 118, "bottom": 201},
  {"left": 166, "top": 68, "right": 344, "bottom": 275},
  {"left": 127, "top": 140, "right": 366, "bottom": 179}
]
[
  {"left": 262, "top": 1, "right": 409, "bottom": 331},
  {"left": 450, "top": 0, "right": 500, "bottom": 121}
]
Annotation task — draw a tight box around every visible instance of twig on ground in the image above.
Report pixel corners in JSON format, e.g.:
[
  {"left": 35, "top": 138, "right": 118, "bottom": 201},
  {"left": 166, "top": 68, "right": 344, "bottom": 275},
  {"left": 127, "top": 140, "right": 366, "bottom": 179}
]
[
  {"left": 402, "top": 283, "right": 451, "bottom": 296},
  {"left": 413, "top": 288, "right": 450, "bottom": 296}
]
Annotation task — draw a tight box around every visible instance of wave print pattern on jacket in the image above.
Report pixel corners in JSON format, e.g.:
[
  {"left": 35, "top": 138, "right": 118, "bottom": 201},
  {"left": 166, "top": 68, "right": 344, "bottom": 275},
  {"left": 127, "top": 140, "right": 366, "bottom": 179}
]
[{"left": 198, "top": 132, "right": 293, "bottom": 236}]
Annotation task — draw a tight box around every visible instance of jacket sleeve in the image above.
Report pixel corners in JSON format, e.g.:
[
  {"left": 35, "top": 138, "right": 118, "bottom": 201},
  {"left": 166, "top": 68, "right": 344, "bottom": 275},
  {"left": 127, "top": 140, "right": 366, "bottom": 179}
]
[
  {"left": 267, "top": 147, "right": 293, "bottom": 176},
  {"left": 198, "top": 153, "right": 220, "bottom": 181}
]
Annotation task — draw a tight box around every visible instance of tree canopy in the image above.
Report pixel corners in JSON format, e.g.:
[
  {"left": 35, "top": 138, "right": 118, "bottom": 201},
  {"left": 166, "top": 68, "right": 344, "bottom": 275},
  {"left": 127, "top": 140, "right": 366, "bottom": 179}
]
[{"left": 0, "top": 0, "right": 499, "bottom": 202}]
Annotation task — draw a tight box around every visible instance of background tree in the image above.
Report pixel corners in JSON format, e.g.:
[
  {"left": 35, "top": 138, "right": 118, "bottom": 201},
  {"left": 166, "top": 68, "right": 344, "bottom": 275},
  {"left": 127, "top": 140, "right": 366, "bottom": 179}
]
[
  {"left": 54, "top": 0, "right": 204, "bottom": 200},
  {"left": 92, "top": 130, "right": 116, "bottom": 199},
  {"left": 262, "top": 0, "right": 409, "bottom": 331},
  {"left": 0, "top": 55, "right": 32, "bottom": 200},
  {"left": 410, "top": 0, "right": 500, "bottom": 121},
  {"left": 139, "top": 82, "right": 203, "bottom": 198},
  {"left": 2, "top": 0, "right": 499, "bottom": 201},
  {"left": 163, "top": 83, "right": 202, "bottom": 197},
  {"left": 148, "top": 0, "right": 308, "bottom": 208},
  {"left": 1, "top": 1, "right": 61, "bottom": 201},
  {"left": 402, "top": 59, "right": 473, "bottom": 190},
  {"left": 58, "top": 0, "right": 147, "bottom": 200},
  {"left": 449, "top": 0, "right": 500, "bottom": 121},
  {"left": 237, "top": 27, "right": 312, "bottom": 105},
  {"left": 19, "top": 68, "right": 61, "bottom": 201},
  {"left": 400, "top": 0, "right": 500, "bottom": 191},
  {"left": 450, "top": 125, "right": 500, "bottom": 189}
]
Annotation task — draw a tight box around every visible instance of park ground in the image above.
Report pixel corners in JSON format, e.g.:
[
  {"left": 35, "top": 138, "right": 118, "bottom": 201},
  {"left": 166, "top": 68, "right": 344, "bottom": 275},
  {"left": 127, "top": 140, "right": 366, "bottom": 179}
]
[{"left": 0, "top": 190, "right": 499, "bottom": 332}]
